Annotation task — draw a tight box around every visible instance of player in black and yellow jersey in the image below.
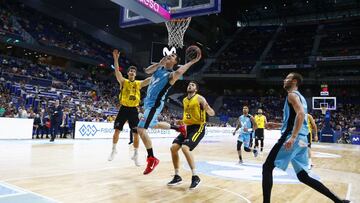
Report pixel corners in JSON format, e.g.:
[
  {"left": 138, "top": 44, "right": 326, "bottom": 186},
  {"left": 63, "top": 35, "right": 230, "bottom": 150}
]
[
  {"left": 254, "top": 108, "right": 267, "bottom": 152},
  {"left": 307, "top": 113, "right": 318, "bottom": 169},
  {"left": 167, "top": 81, "right": 215, "bottom": 190},
  {"left": 108, "top": 49, "right": 151, "bottom": 165}
]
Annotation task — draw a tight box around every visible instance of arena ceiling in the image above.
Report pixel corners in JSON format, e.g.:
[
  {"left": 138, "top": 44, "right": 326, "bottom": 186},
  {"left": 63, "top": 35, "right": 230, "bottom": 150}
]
[{"left": 19, "top": 0, "right": 360, "bottom": 44}]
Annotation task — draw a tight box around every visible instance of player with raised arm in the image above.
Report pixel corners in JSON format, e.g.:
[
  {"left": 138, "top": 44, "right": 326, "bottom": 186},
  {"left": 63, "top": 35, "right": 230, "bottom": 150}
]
[
  {"left": 137, "top": 48, "right": 202, "bottom": 175},
  {"left": 108, "top": 50, "right": 151, "bottom": 167}
]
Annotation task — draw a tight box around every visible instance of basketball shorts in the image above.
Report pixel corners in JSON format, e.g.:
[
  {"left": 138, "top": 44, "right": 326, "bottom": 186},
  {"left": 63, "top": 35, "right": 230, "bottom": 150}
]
[
  {"left": 137, "top": 106, "right": 163, "bottom": 129},
  {"left": 255, "top": 128, "right": 264, "bottom": 139},
  {"left": 114, "top": 106, "right": 139, "bottom": 131},
  {"left": 274, "top": 134, "right": 309, "bottom": 173},
  {"left": 238, "top": 133, "right": 251, "bottom": 148},
  {"left": 172, "top": 124, "right": 206, "bottom": 151}
]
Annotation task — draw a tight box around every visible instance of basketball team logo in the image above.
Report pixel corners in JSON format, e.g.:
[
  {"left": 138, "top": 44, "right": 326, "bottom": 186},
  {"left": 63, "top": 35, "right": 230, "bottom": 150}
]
[
  {"left": 79, "top": 125, "right": 99, "bottom": 137},
  {"left": 163, "top": 47, "right": 176, "bottom": 56}
]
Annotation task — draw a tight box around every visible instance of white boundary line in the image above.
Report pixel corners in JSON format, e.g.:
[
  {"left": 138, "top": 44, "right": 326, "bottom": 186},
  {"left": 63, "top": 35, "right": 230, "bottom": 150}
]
[
  {"left": 0, "top": 193, "right": 25, "bottom": 199},
  {"left": 0, "top": 183, "right": 26, "bottom": 199},
  {"left": 144, "top": 179, "right": 252, "bottom": 203},
  {"left": 3, "top": 166, "right": 122, "bottom": 182},
  {"left": 203, "top": 185, "right": 252, "bottom": 203},
  {"left": 346, "top": 183, "right": 352, "bottom": 200},
  {"left": 0, "top": 182, "right": 60, "bottom": 203}
]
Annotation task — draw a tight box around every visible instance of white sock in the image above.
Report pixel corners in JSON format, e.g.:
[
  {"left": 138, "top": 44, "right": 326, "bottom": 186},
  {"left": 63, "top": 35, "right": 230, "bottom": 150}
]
[
  {"left": 309, "top": 158, "right": 312, "bottom": 166},
  {"left": 191, "top": 169, "right": 196, "bottom": 176},
  {"left": 134, "top": 148, "right": 138, "bottom": 156},
  {"left": 112, "top": 144, "right": 117, "bottom": 150},
  {"left": 175, "top": 169, "right": 179, "bottom": 176}
]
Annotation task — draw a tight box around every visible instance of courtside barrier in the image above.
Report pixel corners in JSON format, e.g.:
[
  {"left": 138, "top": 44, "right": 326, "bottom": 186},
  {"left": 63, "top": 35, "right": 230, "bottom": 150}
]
[
  {"left": 0, "top": 118, "right": 33, "bottom": 139},
  {"left": 74, "top": 121, "right": 282, "bottom": 143}
]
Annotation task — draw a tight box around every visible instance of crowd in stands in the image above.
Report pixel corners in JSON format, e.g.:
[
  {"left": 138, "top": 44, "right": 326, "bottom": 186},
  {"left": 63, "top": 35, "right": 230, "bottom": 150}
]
[
  {"left": 265, "top": 24, "right": 316, "bottom": 65},
  {"left": 0, "top": 6, "right": 22, "bottom": 37},
  {"left": 0, "top": 2, "right": 132, "bottom": 68},
  {"left": 319, "top": 19, "right": 360, "bottom": 57},
  {"left": 206, "top": 26, "right": 276, "bottom": 74},
  {"left": 0, "top": 52, "right": 123, "bottom": 139},
  {"left": 217, "top": 93, "right": 360, "bottom": 139},
  {"left": 0, "top": 53, "right": 194, "bottom": 138},
  {"left": 218, "top": 95, "right": 284, "bottom": 123},
  {"left": 206, "top": 19, "right": 360, "bottom": 74}
]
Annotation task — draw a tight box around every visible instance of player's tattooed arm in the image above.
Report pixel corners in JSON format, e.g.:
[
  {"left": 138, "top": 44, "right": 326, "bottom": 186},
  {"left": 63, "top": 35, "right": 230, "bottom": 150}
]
[
  {"left": 140, "top": 77, "right": 152, "bottom": 88},
  {"left": 144, "top": 57, "right": 167, "bottom": 74},
  {"left": 169, "top": 52, "right": 201, "bottom": 85}
]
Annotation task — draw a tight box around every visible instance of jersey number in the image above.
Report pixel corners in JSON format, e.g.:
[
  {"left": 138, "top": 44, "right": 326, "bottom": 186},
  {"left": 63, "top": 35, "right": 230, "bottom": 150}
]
[{"left": 129, "top": 95, "right": 136, "bottom": 101}]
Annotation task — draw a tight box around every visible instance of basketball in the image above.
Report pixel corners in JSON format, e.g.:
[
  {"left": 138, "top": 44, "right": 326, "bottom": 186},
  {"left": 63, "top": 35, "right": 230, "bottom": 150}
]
[{"left": 185, "top": 45, "right": 201, "bottom": 62}]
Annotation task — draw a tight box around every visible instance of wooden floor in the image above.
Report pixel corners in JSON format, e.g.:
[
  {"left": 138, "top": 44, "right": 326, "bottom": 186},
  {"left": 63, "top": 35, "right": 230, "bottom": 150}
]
[{"left": 0, "top": 136, "right": 359, "bottom": 203}]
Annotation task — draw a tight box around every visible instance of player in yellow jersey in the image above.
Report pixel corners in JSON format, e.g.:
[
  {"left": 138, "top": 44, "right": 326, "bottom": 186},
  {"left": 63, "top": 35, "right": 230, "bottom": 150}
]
[
  {"left": 254, "top": 109, "right": 267, "bottom": 153},
  {"left": 307, "top": 113, "right": 318, "bottom": 170},
  {"left": 108, "top": 49, "right": 151, "bottom": 165},
  {"left": 167, "top": 81, "right": 215, "bottom": 190}
]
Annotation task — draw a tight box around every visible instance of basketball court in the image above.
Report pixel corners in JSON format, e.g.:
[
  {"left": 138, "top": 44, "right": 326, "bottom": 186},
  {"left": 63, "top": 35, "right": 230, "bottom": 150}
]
[{"left": 0, "top": 135, "right": 358, "bottom": 203}]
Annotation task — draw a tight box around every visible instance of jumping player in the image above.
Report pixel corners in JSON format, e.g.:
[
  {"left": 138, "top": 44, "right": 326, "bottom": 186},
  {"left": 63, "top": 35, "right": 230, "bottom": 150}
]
[
  {"left": 137, "top": 51, "right": 202, "bottom": 175},
  {"left": 108, "top": 49, "right": 150, "bottom": 167}
]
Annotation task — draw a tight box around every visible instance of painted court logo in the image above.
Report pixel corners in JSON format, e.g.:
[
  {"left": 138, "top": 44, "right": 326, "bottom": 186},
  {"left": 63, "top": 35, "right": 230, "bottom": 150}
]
[
  {"left": 189, "top": 161, "right": 320, "bottom": 184},
  {"left": 79, "top": 125, "right": 99, "bottom": 137}
]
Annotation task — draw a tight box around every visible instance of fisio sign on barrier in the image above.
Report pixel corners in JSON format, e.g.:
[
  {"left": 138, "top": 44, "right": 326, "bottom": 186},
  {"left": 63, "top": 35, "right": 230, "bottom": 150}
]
[
  {"left": 74, "top": 121, "right": 283, "bottom": 141},
  {"left": 75, "top": 121, "right": 178, "bottom": 139},
  {"left": 75, "top": 121, "right": 238, "bottom": 139}
]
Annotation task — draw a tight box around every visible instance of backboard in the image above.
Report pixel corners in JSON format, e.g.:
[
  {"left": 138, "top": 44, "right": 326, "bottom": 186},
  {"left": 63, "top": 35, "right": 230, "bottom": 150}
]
[
  {"left": 115, "top": 0, "right": 221, "bottom": 28},
  {"left": 312, "top": 97, "right": 337, "bottom": 111}
]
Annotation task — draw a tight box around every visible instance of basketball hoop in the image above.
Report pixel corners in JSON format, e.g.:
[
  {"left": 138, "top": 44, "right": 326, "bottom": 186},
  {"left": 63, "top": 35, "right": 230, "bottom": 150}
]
[
  {"left": 320, "top": 106, "right": 327, "bottom": 115},
  {"left": 165, "top": 17, "right": 191, "bottom": 48}
]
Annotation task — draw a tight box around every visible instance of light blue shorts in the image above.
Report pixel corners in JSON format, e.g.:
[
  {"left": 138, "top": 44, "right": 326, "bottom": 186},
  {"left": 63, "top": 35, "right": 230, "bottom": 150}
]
[
  {"left": 137, "top": 107, "right": 163, "bottom": 129},
  {"left": 274, "top": 134, "right": 309, "bottom": 173},
  {"left": 238, "top": 133, "right": 251, "bottom": 148}
]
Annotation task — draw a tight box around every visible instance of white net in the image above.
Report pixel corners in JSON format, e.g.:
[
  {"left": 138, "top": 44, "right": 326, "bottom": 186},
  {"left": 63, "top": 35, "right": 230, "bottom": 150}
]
[
  {"left": 321, "top": 106, "right": 327, "bottom": 115},
  {"left": 165, "top": 17, "right": 191, "bottom": 48}
]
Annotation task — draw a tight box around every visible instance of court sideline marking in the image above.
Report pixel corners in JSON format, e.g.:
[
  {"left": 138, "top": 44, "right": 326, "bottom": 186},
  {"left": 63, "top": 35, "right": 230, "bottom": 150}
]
[
  {"left": 144, "top": 178, "right": 252, "bottom": 203},
  {"left": 0, "top": 181, "right": 60, "bottom": 203},
  {"left": 346, "top": 183, "right": 352, "bottom": 200}
]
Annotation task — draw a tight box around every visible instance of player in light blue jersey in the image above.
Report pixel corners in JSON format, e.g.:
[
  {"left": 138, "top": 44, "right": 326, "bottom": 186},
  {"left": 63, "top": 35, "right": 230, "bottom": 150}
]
[
  {"left": 137, "top": 52, "right": 201, "bottom": 175},
  {"left": 262, "top": 73, "right": 349, "bottom": 203},
  {"left": 233, "top": 106, "right": 258, "bottom": 163}
]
